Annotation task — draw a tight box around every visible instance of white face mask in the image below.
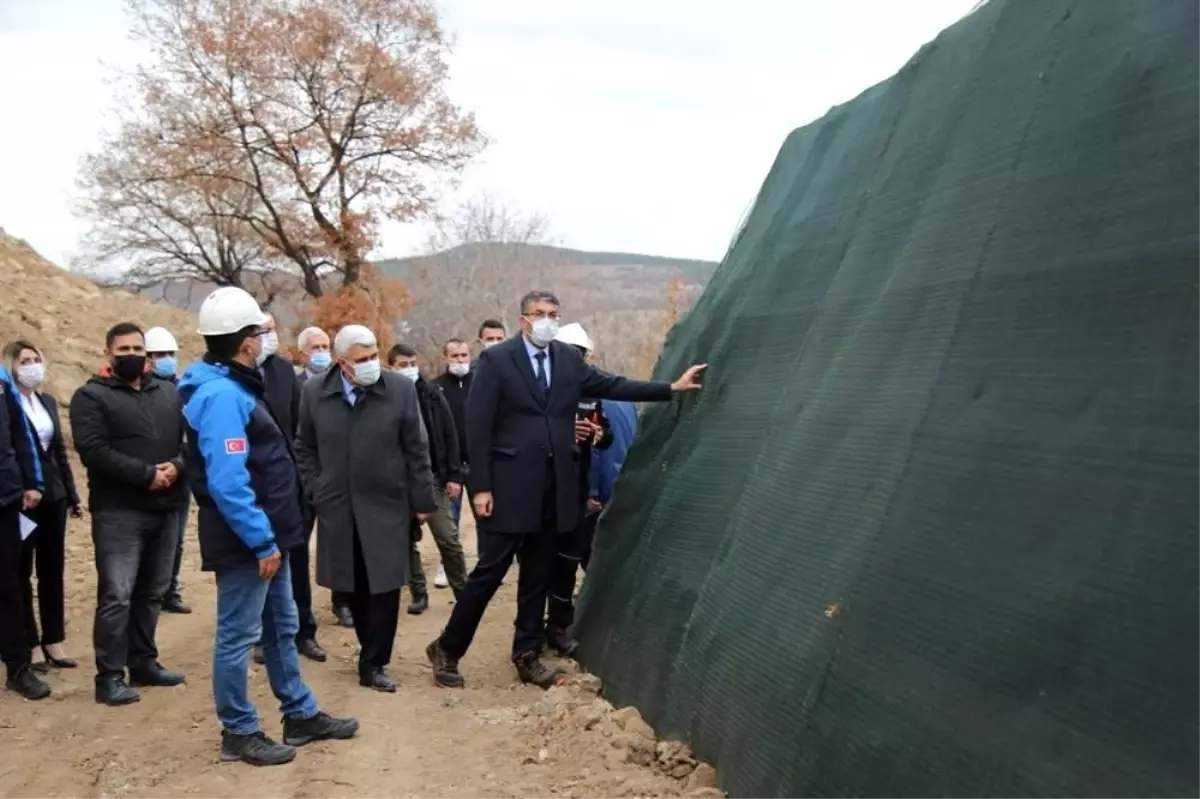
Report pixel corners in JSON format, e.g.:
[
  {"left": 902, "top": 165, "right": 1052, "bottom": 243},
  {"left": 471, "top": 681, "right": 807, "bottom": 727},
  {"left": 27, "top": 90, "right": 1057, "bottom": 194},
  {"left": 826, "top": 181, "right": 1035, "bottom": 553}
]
[
  {"left": 256, "top": 331, "right": 279, "bottom": 365},
  {"left": 528, "top": 318, "right": 559, "bottom": 348},
  {"left": 482, "top": 340, "right": 500, "bottom": 349},
  {"left": 352, "top": 358, "right": 381, "bottom": 386},
  {"left": 16, "top": 362, "right": 45, "bottom": 389},
  {"left": 397, "top": 366, "right": 420, "bottom": 382},
  {"left": 448, "top": 362, "right": 469, "bottom": 377}
]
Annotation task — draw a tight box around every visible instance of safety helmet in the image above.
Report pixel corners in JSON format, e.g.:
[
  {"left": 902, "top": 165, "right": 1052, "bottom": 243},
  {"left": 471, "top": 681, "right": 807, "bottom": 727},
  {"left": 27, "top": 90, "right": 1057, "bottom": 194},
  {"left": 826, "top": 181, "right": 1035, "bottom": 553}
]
[
  {"left": 196, "top": 286, "right": 269, "bottom": 336},
  {"left": 555, "top": 322, "right": 593, "bottom": 352},
  {"left": 143, "top": 326, "right": 179, "bottom": 353}
]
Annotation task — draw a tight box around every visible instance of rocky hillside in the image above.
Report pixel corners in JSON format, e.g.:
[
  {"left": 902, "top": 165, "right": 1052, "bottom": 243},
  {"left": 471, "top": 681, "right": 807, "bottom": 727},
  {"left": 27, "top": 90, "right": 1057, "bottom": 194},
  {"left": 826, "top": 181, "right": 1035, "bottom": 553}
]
[{"left": 0, "top": 229, "right": 200, "bottom": 405}]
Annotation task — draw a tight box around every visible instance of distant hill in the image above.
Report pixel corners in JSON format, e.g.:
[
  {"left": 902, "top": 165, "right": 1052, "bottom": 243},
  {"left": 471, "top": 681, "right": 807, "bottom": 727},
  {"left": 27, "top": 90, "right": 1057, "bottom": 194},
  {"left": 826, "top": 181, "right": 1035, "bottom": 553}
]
[{"left": 377, "top": 243, "right": 719, "bottom": 283}]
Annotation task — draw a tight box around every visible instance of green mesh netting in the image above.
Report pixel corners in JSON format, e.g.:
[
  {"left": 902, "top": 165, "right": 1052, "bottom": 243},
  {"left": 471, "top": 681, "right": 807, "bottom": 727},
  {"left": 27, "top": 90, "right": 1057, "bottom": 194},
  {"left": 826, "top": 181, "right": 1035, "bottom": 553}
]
[{"left": 575, "top": 1, "right": 1199, "bottom": 796}]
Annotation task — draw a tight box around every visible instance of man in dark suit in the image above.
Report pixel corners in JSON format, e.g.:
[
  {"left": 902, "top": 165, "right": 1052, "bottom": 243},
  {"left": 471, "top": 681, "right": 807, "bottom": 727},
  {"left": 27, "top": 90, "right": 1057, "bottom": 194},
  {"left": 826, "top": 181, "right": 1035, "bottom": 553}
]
[{"left": 426, "top": 290, "right": 706, "bottom": 689}]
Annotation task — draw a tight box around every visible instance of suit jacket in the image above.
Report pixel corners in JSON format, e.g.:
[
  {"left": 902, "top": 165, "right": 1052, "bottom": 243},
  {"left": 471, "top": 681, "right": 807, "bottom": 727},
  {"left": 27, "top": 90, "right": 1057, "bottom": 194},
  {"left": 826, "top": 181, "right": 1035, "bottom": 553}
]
[
  {"left": 32, "top": 393, "right": 80, "bottom": 507},
  {"left": 467, "top": 335, "right": 673, "bottom": 534}
]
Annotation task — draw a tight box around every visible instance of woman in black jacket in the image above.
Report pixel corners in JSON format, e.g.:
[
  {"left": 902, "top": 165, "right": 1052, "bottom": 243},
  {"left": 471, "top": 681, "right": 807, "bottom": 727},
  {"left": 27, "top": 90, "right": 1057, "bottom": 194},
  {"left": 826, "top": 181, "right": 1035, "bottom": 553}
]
[{"left": 4, "top": 340, "right": 82, "bottom": 670}]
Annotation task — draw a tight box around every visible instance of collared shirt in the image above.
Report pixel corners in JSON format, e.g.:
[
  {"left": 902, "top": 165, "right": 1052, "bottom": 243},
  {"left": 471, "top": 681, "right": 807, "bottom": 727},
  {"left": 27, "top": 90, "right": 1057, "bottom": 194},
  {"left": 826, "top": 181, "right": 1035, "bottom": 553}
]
[
  {"left": 18, "top": 391, "right": 53, "bottom": 452},
  {"left": 340, "top": 373, "right": 360, "bottom": 406},
  {"left": 523, "top": 335, "right": 551, "bottom": 388}
]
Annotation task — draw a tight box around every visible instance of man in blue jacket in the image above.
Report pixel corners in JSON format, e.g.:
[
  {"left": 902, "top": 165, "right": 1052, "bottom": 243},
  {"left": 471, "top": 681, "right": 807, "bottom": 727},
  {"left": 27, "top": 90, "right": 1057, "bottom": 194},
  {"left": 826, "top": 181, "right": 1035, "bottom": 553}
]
[
  {"left": 0, "top": 363, "right": 47, "bottom": 699},
  {"left": 179, "top": 287, "right": 357, "bottom": 767},
  {"left": 585, "top": 398, "right": 636, "bottom": 568}
]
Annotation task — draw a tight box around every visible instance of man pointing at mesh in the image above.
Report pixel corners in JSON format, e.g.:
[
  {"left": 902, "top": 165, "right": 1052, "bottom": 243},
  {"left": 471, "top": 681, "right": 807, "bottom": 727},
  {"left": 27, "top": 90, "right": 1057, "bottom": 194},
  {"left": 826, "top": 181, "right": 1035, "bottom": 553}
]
[{"left": 426, "top": 289, "right": 706, "bottom": 689}]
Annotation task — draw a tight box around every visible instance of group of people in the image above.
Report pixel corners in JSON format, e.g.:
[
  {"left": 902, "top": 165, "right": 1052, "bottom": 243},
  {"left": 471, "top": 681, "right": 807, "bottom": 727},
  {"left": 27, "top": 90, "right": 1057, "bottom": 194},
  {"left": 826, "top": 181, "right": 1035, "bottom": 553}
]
[{"left": 0, "top": 284, "right": 704, "bottom": 767}]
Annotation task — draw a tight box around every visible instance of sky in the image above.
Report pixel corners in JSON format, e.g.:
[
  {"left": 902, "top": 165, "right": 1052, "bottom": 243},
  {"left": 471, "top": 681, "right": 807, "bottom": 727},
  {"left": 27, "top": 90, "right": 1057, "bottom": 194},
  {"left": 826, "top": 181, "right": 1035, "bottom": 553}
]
[{"left": 0, "top": 0, "right": 979, "bottom": 267}]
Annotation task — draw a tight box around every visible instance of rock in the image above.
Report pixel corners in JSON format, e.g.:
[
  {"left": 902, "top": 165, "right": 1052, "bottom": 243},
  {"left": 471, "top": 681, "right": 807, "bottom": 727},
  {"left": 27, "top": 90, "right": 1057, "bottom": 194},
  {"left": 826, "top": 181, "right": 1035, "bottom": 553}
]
[
  {"left": 441, "top": 695, "right": 461, "bottom": 708},
  {"left": 532, "top": 700, "right": 553, "bottom": 717},
  {"left": 685, "top": 788, "right": 725, "bottom": 799},
  {"left": 686, "top": 763, "right": 719, "bottom": 791},
  {"left": 656, "top": 739, "right": 693, "bottom": 765},
  {"left": 670, "top": 762, "right": 697, "bottom": 779},
  {"left": 577, "top": 701, "right": 607, "bottom": 730},
  {"left": 570, "top": 673, "right": 603, "bottom": 694},
  {"left": 612, "top": 706, "right": 643, "bottom": 730},
  {"left": 538, "top": 747, "right": 550, "bottom": 762},
  {"left": 612, "top": 706, "right": 656, "bottom": 740},
  {"left": 604, "top": 748, "right": 629, "bottom": 770},
  {"left": 625, "top": 717, "right": 656, "bottom": 742}
]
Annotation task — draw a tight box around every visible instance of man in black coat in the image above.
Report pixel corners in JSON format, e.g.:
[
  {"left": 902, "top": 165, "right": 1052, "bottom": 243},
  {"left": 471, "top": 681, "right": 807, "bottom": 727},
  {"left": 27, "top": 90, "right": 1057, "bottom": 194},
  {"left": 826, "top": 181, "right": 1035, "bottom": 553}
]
[
  {"left": 432, "top": 337, "right": 473, "bottom": 528},
  {"left": 426, "top": 290, "right": 706, "bottom": 689},
  {"left": 256, "top": 314, "right": 325, "bottom": 663},
  {"left": 69, "top": 322, "right": 189, "bottom": 706}
]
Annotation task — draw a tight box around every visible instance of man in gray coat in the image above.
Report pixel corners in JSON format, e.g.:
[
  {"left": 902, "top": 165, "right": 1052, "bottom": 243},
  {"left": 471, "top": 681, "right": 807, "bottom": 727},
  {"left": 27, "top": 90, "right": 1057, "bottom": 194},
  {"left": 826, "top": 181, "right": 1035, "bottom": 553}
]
[{"left": 294, "top": 324, "right": 437, "bottom": 693}]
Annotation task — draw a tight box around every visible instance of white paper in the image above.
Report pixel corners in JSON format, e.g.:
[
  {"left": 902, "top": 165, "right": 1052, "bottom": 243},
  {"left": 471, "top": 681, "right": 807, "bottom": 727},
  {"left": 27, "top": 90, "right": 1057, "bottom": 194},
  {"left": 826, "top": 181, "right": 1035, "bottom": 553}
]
[{"left": 19, "top": 513, "right": 36, "bottom": 541}]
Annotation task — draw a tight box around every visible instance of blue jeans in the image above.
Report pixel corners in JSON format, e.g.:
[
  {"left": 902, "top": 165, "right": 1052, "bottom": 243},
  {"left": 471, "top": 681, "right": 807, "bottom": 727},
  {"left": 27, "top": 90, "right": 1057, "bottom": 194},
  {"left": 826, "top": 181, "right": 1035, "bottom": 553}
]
[{"left": 213, "top": 556, "right": 318, "bottom": 735}]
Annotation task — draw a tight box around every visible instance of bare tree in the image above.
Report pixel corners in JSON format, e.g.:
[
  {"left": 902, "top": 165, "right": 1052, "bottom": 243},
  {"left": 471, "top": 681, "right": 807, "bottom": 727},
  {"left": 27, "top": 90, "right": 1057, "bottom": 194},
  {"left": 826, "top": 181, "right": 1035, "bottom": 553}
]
[{"left": 78, "top": 0, "right": 485, "bottom": 299}]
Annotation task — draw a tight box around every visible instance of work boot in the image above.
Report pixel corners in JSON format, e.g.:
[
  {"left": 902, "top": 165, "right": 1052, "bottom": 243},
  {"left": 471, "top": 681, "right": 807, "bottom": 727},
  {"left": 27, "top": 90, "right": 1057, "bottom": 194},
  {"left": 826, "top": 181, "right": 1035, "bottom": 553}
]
[
  {"left": 545, "top": 624, "right": 579, "bottom": 657},
  {"left": 162, "top": 594, "right": 192, "bottom": 614},
  {"left": 297, "top": 638, "right": 328, "bottom": 663},
  {"left": 281, "top": 711, "right": 360, "bottom": 747},
  {"left": 333, "top": 605, "right": 354, "bottom": 628},
  {"left": 513, "top": 651, "right": 565, "bottom": 690},
  {"left": 220, "top": 730, "right": 296, "bottom": 766},
  {"left": 407, "top": 591, "right": 429, "bottom": 615},
  {"left": 95, "top": 676, "right": 140, "bottom": 706},
  {"left": 129, "top": 662, "right": 186, "bottom": 687},
  {"left": 426, "top": 638, "right": 465, "bottom": 688},
  {"left": 5, "top": 665, "right": 51, "bottom": 700}
]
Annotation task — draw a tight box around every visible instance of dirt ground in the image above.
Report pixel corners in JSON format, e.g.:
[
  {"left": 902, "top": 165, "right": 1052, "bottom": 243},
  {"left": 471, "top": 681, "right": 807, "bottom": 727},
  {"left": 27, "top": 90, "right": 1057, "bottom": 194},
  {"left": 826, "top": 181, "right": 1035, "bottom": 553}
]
[{"left": 0, "top": 504, "right": 717, "bottom": 798}]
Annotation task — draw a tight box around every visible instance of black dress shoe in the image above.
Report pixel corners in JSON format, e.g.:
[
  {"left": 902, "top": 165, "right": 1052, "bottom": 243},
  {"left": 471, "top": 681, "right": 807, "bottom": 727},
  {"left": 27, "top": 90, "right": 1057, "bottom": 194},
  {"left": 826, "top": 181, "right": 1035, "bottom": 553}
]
[
  {"left": 358, "top": 667, "right": 396, "bottom": 693},
  {"left": 41, "top": 645, "right": 78, "bottom": 669},
  {"left": 407, "top": 591, "right": 429, "bottom": 615},
  {"left": 333, "top": 605, "right": 355, "bottom": 628},
  {"left": 129, "top": 662, "right": 186, "bottom": 687},
  {"left": 162, "top": 595, "right": 192, "bottom": 614},
  {"left": 96, "top": 676, "right": 140, "bottom": 705},
  {"left": 298, "top": 638, "right": 327, "bottom": 663},
  {"left": 6, "top": 666, "right": 51, "bottom": 700}
]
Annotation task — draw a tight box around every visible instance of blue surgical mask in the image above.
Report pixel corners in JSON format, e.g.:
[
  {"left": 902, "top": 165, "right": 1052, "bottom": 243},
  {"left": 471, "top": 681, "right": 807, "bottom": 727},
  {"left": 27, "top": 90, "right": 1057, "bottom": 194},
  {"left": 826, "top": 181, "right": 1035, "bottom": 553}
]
[
  {"left": 352, "top": 359, "right": 381, "bottom": 387},
  {"left": 309, "top": 352, "right": 332, "bottom": 373},
  {"left": 152, "top": 356, "right": 177, "bottom": 379}
]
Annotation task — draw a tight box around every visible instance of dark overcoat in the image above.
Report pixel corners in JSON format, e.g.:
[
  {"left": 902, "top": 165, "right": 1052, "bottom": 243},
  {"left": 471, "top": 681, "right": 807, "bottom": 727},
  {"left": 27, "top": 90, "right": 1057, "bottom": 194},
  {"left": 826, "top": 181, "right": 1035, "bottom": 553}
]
[{"left": 295, "top": 368, "right": 437, "bottom": 594}]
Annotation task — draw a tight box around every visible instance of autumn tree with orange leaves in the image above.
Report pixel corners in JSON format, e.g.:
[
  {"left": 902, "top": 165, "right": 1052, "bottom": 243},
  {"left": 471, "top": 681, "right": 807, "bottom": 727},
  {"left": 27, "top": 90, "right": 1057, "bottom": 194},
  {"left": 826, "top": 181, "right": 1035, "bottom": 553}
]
[{"left": 77, "top": 0, "right": 484, "bottom": 303}]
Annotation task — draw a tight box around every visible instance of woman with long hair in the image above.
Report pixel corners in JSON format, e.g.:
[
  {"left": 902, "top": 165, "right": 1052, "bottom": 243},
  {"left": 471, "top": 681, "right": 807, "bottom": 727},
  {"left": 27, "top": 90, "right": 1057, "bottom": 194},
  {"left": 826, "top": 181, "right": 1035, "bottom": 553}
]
[{"left": 4, "top": 340, "right": 82, "bottom": 672}]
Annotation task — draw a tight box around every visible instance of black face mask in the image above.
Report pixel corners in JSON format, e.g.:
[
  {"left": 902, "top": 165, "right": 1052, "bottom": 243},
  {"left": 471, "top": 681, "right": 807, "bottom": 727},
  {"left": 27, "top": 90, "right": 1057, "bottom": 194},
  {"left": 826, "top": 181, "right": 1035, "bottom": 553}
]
[{"left": 112, "top": 354, "right": 146, "bottom": 383}]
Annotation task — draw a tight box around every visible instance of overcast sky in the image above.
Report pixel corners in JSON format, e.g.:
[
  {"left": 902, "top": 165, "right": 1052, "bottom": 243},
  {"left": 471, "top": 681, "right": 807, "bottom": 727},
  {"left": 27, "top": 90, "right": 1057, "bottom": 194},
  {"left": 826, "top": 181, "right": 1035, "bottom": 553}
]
[{"left": 0, "top": 0, "right": 978, "bottom": 266}]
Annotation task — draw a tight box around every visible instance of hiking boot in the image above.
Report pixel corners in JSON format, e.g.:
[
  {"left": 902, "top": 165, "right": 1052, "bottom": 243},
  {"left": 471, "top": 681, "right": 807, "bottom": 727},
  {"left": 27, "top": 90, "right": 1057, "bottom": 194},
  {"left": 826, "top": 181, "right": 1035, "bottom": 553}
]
[
  {"left": 545, "top": 624, "right": 579, "bottom": 657},
  {"left": 407, "top": 591, "right": 429, "bottom": 615},
  {"left": 426, "top": 639, "right": 464, "bottom": 688},
  {"left": 514, "top": 651, "right": 565, "bottom": 689},
  {"left": 95, "top": 676, "right": 140, "bottom": 706},
  {"left": 6, "top": 665, "right": 51, "bottom": 700},
  {"left": 162, "top": 595, "right": 192, "bottom": 614},
  {"left": 220, "top": 730, "right": 296, "bottom": 766},
  {"left": 298, "top": 638, "right": 328, "bottom": 663},
  {"left": 129, "top": 662, "right": 186, "bottom": 687},
  {"left": 282, "top": 711, "right": 360, "bottom": 747}
]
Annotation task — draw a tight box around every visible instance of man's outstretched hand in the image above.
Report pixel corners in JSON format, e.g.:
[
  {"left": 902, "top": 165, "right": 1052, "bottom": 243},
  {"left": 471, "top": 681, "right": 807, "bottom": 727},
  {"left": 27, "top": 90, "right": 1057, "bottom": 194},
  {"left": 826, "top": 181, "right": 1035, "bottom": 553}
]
[{"left": 670, "top": 364, "right": 708, "bottom": 393}]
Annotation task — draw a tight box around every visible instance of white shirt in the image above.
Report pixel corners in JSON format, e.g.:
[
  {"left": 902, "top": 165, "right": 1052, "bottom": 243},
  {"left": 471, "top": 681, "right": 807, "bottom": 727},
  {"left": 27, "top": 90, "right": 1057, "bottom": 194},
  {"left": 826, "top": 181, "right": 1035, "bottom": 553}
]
[
  {"left": 19, "top": 391, "right": 54, "bottom": 452},
  {"left": 523, "top": 336, "right": 551, "bottom": 388}
]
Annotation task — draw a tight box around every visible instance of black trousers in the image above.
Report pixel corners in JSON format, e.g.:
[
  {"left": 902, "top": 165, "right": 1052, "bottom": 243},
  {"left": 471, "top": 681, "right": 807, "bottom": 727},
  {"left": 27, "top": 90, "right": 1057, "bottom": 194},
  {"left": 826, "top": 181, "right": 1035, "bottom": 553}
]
[
  {"left": 440, "top": 473, "right": 557, "bottom": 661},
  {"left": 0, "top": 500, "right": 31, "bottom": 676},
  {"left": 349, "top": 526, "right": 399, "bottom": 672},
  {"left": 546, "top": 511, "right": 599, "bottom": 630},
  {"left": 92, "top": 508, "right": 179, "bottom": 679},
  {"left": 290, "top": 504, "right": 318, "bottom": 641},
  {"left": 21, "top": 498, "right": 68, "bottom": 646}
]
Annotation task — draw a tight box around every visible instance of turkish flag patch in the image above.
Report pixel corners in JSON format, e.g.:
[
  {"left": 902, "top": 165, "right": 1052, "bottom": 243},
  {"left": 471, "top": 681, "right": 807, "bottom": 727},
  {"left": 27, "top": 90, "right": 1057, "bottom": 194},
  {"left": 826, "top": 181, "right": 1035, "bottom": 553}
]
[{"left": 224, "top": 438, "right": 248, "bottom": 455}]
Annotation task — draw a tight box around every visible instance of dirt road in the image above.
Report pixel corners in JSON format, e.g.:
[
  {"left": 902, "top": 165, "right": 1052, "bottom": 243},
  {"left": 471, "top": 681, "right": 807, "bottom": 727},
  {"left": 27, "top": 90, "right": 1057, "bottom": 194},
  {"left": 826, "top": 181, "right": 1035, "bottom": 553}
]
[{"left": 0, "top": 509, "right": 710, "bottom": 798}]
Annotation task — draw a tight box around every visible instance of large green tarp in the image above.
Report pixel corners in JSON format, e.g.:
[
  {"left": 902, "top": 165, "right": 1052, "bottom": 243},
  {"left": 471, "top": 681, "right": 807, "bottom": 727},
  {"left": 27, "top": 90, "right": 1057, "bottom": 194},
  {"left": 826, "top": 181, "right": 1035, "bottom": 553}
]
[{"left": 574, "top": 1, "right": 1199, "bottom": 796}]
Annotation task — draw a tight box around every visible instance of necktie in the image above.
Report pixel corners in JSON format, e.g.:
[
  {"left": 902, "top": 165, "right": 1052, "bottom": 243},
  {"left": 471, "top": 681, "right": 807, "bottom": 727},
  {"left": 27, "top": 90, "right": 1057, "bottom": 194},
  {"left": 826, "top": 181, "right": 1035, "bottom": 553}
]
[
  {"left": 351, "top": 387, "right": 363, "bottom": 405},
  {"left": 534, "top": 352, "right": 549, "bottom": 395}
]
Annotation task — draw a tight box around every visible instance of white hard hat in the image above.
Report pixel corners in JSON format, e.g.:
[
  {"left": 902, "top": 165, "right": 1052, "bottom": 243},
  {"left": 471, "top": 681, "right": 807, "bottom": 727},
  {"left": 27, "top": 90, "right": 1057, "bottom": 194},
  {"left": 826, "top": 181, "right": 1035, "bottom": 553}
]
[
  {"left": 555, "top": 322, "right": 593, "bottom": 352},
  {"left": 144, "top": 326, "right": 179, "bottom": 353},
  {"left": 197, "top": 287, "right": 269, "bottom": 336}
]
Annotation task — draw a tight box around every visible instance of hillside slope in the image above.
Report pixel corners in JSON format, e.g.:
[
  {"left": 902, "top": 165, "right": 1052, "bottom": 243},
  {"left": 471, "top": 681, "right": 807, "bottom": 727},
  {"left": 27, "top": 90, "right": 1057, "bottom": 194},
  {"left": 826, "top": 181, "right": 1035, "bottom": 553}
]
[{"left": 0, "top": 229, "right": 201, "bottom": 405}]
